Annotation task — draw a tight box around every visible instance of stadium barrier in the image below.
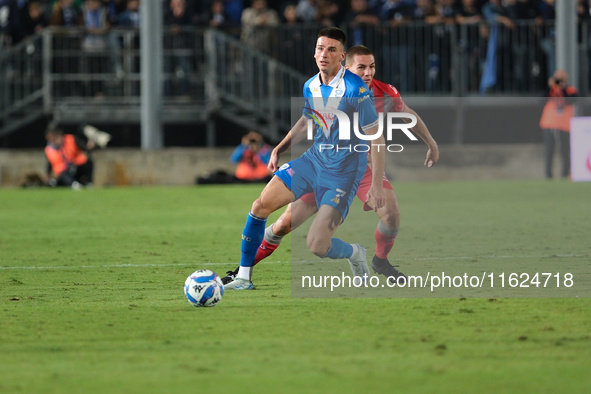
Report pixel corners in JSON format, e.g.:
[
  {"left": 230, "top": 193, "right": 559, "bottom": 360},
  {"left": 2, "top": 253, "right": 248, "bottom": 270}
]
[{"left": 0, "top": 144, "right": 557, "bottom": 187}]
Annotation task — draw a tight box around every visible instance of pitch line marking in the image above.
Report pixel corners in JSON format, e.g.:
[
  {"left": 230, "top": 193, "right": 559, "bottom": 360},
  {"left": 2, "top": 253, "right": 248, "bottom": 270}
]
[
  {"left": 0, "top": 254, "right": 587, "bottom": 271},
  {"left": 0, "top": 261, "right": 286, "bottom": 271}
]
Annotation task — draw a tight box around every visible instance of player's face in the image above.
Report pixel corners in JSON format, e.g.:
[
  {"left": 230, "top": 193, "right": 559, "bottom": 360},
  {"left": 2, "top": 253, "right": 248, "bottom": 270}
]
[
  {"left": 346, "top": 54, "right": 376, "bottom": 87},
  {"left": 314, "top": 36, "right": 345, "bottom": 76}
]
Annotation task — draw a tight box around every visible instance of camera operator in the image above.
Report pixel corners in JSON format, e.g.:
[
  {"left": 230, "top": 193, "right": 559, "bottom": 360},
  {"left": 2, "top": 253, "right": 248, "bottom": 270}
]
[
  {"left": 539, "top": 69, "right": 578, "bottom": 179},
  {"left": 230, "top": 131, "right": 272, "bottom": 182}
]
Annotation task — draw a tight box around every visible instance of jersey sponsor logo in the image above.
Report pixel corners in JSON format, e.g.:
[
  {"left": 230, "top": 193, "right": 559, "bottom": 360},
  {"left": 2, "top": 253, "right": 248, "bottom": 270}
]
[{"left": 331, "top": 189, "right": 347, "bottom": 205}]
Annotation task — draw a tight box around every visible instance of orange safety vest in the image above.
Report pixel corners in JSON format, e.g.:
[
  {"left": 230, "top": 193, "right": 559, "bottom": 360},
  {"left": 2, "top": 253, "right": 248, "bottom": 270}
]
[
  {"left": 234, "top": 149, "right": 271, "bottom": 181},
  {"left": 539, "top": 86, "right": 578, "bottom": 132},
  {"left": 45, "top": 134, "right": 88, "bottom": 175}
]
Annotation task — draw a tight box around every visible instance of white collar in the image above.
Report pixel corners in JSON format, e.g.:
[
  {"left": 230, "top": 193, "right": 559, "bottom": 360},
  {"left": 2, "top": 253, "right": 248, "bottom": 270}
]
[{"left": 319, "top": 65, "right": 346, "bottom": 88}]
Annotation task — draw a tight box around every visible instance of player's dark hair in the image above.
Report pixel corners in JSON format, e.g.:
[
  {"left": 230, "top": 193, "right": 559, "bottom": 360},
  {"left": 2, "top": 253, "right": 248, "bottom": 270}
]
[
  {"left": 345, "top": 45, "right": 374, "bottom": 65},
  {"left": 317, "top": 27, "right": 347, "bottom": 48}
]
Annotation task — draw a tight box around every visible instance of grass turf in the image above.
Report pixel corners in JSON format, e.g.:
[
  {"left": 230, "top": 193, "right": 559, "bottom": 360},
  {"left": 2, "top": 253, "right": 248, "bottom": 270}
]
[{"left": 1, "top": 181, "right": 590, "bottom": 393}]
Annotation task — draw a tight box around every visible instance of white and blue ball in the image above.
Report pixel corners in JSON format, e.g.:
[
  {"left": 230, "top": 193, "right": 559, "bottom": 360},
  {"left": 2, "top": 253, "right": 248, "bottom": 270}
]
[{"left": 184, "top": 269, "right": 224, "bottom": 307}]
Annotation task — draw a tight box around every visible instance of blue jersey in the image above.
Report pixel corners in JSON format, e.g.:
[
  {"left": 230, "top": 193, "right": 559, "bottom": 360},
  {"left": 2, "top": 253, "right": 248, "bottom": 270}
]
[{"left": 302, "top": 66, "right": 379, "bottom": 175}]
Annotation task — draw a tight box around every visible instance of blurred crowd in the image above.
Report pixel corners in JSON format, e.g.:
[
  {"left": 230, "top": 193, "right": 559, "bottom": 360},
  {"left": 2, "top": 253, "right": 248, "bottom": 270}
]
[
  {"left": 2, "top": 0, "right": 591, "bottom": 96},
  {"left": 2, "top": 0, "right": 590, "bottom": 49}
]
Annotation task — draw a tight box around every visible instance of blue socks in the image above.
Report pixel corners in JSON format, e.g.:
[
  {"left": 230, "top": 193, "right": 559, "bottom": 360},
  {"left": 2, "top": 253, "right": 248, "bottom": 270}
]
[
  {"left": 322, "top": 238, "right": 354, "bottom": 259},
  {"left": 240, "top": 212, "right": 267, "bottom": 268}
]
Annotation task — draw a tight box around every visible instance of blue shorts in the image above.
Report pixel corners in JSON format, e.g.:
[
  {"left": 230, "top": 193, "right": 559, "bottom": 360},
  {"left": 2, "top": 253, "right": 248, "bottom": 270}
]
[{"left": 274, "top": 154, "right": 364, "bottom": 220}]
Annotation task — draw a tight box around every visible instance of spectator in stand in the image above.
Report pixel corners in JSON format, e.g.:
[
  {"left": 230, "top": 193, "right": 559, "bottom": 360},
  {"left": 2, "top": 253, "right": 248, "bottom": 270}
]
[
  {"left": 5, "top": 0, "right": 32, "bottom": 45},
  {"left": 283, "top": 3, "right": 301, "bottom": 24},
  {"left": 577, "top": 0, "right": 590, "bottom": 22},
  {"left": 221, "top": 0, "right": 244, "bottom": 25},
  {"left": 506, "top": 0, "right": 540, "bottom": 21},
  {"left": 296, "top": 0, "right": 317, "bottom": 23},
  {"left": 203, "top": 0, "right": 237, "bottom": 31},
  {"left": 118, "top": 0, "right": 140, "bottom": 94},
  {"left": 345, "top": 0, "right": 380, "bottom": 47},
  {"left": 82, "top": 0, "right": 110, "bottom": 50},
  {"left": 48, "top": 0, "right": 83, "bottom": 96},
  {"left": 230, "top": 131, "right": 272, "bottom": 183},
  {"left": 379, "top": 0, "right": 414, "bottom": 91},
  {"left": 412, "top": 0, "right": 437, "bottom": 22},
  {"left": 380, "top": 0, "right": 413, "bottom": 26},
  {"left": 1, "top": 0, "right": 12, "bottom": 49},
  {"left": 315, "top": 0, "right": 342, "bottom": 27},
  {"left": 455, "top": 0, "right": 482, "bottom": 25},
  {"left": 406, "top": 0, "right": 438, "bottom": 92},
  {"left": 481, "top": 0, "right": 515, "bottom": 92},
  {"left": 482, "top": 0, "right": 514, "bottom": 28},
  {"left": 81, "top": 0, "right": 110, "bottom": 96},
  {"left": 104, "top": 0, "right": 127, "bottom": 26},
  {"left": 241, "top": 0, "right": 279, "bottom": 52},
  {"left": 455, "top": 0, "right": 483, "bottom": 92},
  {"left": 421, "top": 0, "right": 455, "bottom": 92},
  {"left": 21, "top": 1, "right": 48, "bottom": 39},
  {"left": 279, "top": 4, "right": 313, "bottom": 74},
  {"left": 49, "top": 0, "right": 83, "bottom": 27},
  {"left": 430, "top": 0, "right": 456, "bottom": 25},
  {"left": 538, "top": 0, "right": 556, "bottom": 78},
  {"left": 505, "top": 0, "right": 540, "bottom": 91},
  {"left": 164, "top": 0, "right": 195, "bottom": 96},
  {"left": 118, "top": 0, "right": 140, "bottom": 28}
]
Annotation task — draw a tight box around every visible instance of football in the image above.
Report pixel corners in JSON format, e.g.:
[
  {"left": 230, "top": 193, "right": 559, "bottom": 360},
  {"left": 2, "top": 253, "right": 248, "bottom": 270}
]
[{"left": 184, "top": 269, "right": 224, "bottom": 307}]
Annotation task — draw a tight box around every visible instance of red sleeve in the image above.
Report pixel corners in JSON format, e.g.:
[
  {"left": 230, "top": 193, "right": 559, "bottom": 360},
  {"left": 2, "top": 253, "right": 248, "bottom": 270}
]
[{"left": 372, "top": 79, "right": 406, "bottom": 112}]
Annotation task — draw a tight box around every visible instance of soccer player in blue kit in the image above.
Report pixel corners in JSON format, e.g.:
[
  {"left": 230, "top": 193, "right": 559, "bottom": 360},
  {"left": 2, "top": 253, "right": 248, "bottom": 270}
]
[{"left": 224, "top": 27, "right": 386, "bottom": 290}]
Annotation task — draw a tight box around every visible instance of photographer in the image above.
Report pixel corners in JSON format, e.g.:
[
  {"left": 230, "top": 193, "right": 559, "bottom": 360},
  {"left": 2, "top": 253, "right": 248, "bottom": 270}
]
[
  {"left": 230, "top": 131, "right": 272, "bottom": 183},
  {"left": 539, "top": 69, "right": 578, "bottom": 179},
  {"left": 44, "top": 125, "right": 94, "bottom": 189}
]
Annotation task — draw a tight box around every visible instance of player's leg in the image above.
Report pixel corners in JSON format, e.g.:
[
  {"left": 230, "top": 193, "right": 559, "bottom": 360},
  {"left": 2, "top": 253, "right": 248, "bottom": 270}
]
[
  {"left": 222, "top": 198, "right": 317, "bottom": 285},
  {"left": 227, "top": 176, "right": 293, "bottom": 289},
  {"left": 255, "top": 197, "right": 317, "bottom": 263},
  {"left": 372, "top": 188, "right": 407, "bottom": 283},
  {"left": 307, "top": 204, "right": 369, "bottom": 281},
  {"left": 374, "top": 188, "right": 400, "bottom": 258},
  {"left": 356, "top": 170, "right": 406, "bottom": 282}
]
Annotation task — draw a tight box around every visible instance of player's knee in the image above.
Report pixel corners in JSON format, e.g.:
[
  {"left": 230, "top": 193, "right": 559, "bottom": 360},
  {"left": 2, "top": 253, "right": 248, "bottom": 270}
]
[
  {"left": 251, "top": 198, "right": 271, "bottom": 218},
  {"left": 381, "top": 205, "right": 400, "bottom": 229},
  {"left": 307, "top": 237, "right": 329, "bottom": 257},
  {"left": 273, "top": 216, "right": 292, "bottom": 236}
]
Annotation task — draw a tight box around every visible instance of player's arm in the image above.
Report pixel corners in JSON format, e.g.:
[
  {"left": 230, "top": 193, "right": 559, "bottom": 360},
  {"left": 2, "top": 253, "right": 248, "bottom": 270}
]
[
  {"left": 403, "top": 105, "right": 439, "bottom": 168},
  {"left": 365, "top": 123, "right": 386, "bottom": 211},
  {"left": 268, "top": 115, "right": 308, "bottom": 172}
]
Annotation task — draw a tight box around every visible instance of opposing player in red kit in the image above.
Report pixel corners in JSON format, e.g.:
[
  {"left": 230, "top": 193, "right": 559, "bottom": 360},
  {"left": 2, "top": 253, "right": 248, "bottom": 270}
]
[{"left": 223, "top": 45, "right": 439, "bottom": 285}]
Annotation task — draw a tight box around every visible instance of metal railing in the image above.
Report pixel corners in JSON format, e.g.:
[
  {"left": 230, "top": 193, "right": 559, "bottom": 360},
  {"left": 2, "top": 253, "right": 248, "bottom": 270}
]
[
  {"left": 253, "top": 20, "right": 591, "bottom": 96},
  {"left": 0, "top": 27, "right": 306, "bottom": 141},
  {"left": 2, "top": 21, "right": 590, "bottom": 141},
  {"left": 204, "top": 29, "right": 307, "bottom": 141}
]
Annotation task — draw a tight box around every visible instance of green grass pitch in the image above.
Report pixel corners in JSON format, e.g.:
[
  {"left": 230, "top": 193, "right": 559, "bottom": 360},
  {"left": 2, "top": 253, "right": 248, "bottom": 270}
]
[{"left": 1, "top": 181, "right": 590, "bottom": 393}]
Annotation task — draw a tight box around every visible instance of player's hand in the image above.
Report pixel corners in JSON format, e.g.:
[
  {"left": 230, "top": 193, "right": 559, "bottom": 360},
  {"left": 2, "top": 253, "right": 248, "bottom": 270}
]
[
  {"left": 366, "top": 185, "right": 385, "bottom": 212},
  {"left": 424, "top": 145, "right": 439, "bottom": 168},
  {"left": 268, "top": 148, "right": 280, "bottom": 172}
]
